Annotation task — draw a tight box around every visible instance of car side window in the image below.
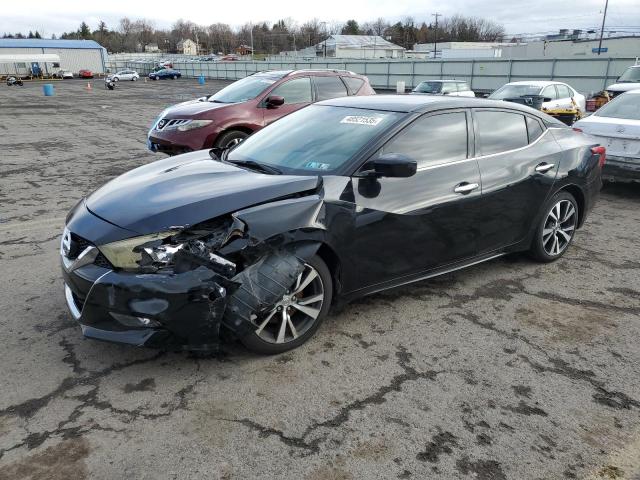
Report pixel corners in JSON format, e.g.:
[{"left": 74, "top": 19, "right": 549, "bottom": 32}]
[
  {"left": 542, "top": 85, "right": 558, "bottom": 100},
  {"left": 382, "top": 112, "right": 468, "bottom": 168},
  {"left": 441, "top": 83, "right": 457, "bottom": 94},
  {"left": 525, "top": 116, "right": 545, "bottom": 143},
  {"left": 459, "top": 82, "right": 470, "bottom": 92},
  {"left": 475, "top": 111, "right": 528, "bottom": 155},
  {"left": 315, "top": 76, "right": 348, "bottom": 101},
  {"left": 270, "top": 77, "right": 312, "bottom": 104},
  {"left": 342, "top": 76, "right": 364, "bottom": 95},
  {"left": 556, "top": 85, "right": 571, "bottom": 98}
]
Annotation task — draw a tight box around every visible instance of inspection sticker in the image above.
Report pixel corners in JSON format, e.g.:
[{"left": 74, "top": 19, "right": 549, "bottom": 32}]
[{"left": 340, "top": 115, "right": 383, "bottom": 126}]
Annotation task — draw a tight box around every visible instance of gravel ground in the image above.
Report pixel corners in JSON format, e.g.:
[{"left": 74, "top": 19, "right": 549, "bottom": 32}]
[{"left": 0, "top": 78, "right": 639, "bottom": 480}]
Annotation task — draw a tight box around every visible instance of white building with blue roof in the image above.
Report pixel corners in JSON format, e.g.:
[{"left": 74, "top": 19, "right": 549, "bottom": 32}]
[{"left": 0, "top": 38, "right": 107, "bottom": 77}]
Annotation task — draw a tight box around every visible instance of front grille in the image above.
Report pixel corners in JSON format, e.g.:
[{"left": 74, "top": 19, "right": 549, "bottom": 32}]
[
  {"left": 69, "top": 232, "right": 113, "bottom": 269},
  {"left": 156, "top": 118, "right": 190, "bottom": 131}
]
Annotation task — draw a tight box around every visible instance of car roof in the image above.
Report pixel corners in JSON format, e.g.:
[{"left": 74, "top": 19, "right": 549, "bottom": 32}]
[
  {"left": 317, "top": 94, "right": 548, "bottom": 114},
  {"left": 418, "top": 79, "right": 465, "bottom": 83},
  {"left": 505, "top": 81, "right": 566, "bottom": 87}
]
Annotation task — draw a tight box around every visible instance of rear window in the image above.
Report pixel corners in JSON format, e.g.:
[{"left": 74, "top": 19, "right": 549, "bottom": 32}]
[
  {"left": 315, "top": 76, "right": 348, "bottom": 101},
  {"left": 595, "top": 93, "right": 640, "bottom": 120},
  {"left": 475, "top": 111, "right": 529, "bottom": 155},
  {"left": 342, "top": 76, "right": 364, "bottom": 95}
]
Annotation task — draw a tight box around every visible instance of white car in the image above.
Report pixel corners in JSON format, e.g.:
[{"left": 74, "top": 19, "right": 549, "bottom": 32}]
[
  {"left": 574, "top": 90, "right": 640, "bottom": 183},
  {"left": 606, "top": 64, "right": 640, "bottom": 97},
  {"left": 489, "top": 81, "right": 586, "bottom": 115},
  {"left": 411, "top": 80, "right": 475, "bottom": 97},
  {"left": 110, "top": 70, "right": 139, "bottom": 82},
  {"left": 54, "top": 69, "right": 73, "bottom": 79}
]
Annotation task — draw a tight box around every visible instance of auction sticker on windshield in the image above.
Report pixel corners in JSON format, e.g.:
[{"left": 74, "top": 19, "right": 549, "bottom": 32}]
[{"left": 340, "top": 115, "right": 384, "bottom": 126}]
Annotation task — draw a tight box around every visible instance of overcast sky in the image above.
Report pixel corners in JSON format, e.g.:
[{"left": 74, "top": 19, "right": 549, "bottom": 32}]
[{"left": 2, "top": 0, "right": 639, "bottom": 37}]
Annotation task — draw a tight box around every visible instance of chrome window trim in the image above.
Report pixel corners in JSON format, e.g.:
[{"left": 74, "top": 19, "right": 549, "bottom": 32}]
[{"left": 416, "top": 121, "right": 556, "bottom": 172}]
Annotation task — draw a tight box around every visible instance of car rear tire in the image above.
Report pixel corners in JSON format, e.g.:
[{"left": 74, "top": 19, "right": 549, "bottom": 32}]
[
  {"left": 214, "top": 130, "right": 249, "bottom": 148},
  {"left": 228, "top": 254, "right": 332, "bottom": 355},
  {"left": 172, "top": 75, "right": 177, "bottom": 80},
  {"left": 529, "top": 191, "right": 579, "bottom": 263},
  {"left": 132, "top": 77, "right": 137, "bottom": 81},
  {"left": 113, "top": 77, "right": 119, "bottom": 82}
]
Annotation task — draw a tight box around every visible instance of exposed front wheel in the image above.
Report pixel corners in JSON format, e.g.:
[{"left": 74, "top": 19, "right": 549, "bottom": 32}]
[
  {"left": 214, "top": 130, "right": 249, "bottom": 149},
  {"left": 529, "top": 191, "right": 578, "bottom": 262},
  {"left": 172, "top": 75, "right": 177, "bottom": 80},
  {"left": 229, "top": 254, "right": 332, "bottom": 354}
]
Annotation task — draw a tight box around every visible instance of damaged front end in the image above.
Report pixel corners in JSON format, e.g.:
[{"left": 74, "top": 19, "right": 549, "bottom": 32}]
[{"left": 62, "top": 196, "right": 328, "bottom": 352}]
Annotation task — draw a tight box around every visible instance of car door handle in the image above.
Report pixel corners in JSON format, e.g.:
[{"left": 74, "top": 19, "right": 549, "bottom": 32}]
[
  {"left": 454, "top": 182, "right": 479, "bottom": 194},
  {"left": 535, "top": 163, "right": 555, "bottom": 173}
]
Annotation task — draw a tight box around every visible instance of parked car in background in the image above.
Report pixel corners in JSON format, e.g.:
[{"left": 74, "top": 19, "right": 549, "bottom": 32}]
[
  {"left": 148, "top": 68, "right": 182, "bottom": 80},
  {"left": 63, "top": 95, "right": 604, "bottom": 354},
  {"left": 605, "top": 64, "right": 640, "bottom": 98},
  {"left": 148, "top": 69, "right": 375, "bottom": 154},
  {"left": 53, "top": 69, "right": 73, "bottom": 79},
  {"left": 78, "top": 69, "right": 94, "bottom": 79},
  {"left": 220, "top": 54, "right": 239, "bottom": 61},
  {"left": 489, "top": 81, "right": 586, "bottom": 124},
  {"left": 158, "top": 61, "right": 173, "bottom": 68},
  {"left": 411, "top": 80, "right": 475, "bottom": 97},
  {"left": 574, "top": 90, "right": 640, "bottom": 183},
  {"left": 110, "top": 70, "right": 140, "bottom": 81}
]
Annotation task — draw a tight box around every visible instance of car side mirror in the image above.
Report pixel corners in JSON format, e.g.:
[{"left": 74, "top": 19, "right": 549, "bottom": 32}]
[
  {"left": 361, "top": 153, "right": 417, "bottom": 178},
  {"left": 543, "top": 97, "right": 552, "bottom": 102},
  {"left": 266, "top": 95, "right": 285, "bottom": 108}
]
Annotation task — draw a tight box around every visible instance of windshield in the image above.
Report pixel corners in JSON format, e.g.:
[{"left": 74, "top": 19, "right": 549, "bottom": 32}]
[
  {"left": 414, "top": 82, "right": 442, "bottom": 94},
  {"left": 618, "top": 67, "right": 640, "bottom": 83},
  {"left": 595, "top": 93, "right": 640, "bottom": 120},
  {"left": 209, "top": 75, "right": 278, "bottom": 103},
  {"left": 226, "top": 105, "right": 403, "bottom": 174},
  {"left": 489, "top": 84, "right": 543, "bottom": 99}
]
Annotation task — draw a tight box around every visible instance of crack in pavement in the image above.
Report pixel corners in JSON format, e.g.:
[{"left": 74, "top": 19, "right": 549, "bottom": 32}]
[{"left": 213, "top": 346, "right": 439, "bottom": 454}]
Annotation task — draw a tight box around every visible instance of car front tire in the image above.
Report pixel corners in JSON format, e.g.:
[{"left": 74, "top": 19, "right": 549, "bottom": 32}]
[
  {"left": 529, "top": 190, "right": 579, "bottom": 263},
  {"left": 214, "top": 130, "right": 249, "bottom": 148},
  {"left": 228, "top": 254, "right": 332, "bottom": 355},
  {"left": 113, "top": 77, "right": 119, "bottom": 82}
]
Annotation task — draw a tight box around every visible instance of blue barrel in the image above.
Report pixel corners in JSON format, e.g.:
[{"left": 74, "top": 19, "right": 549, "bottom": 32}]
[
  {"left": 198, "top": 75, "right": 205, "bottom": 85},
  {"left": 43, "top": 84, "right": 54, "bottom": 96}
]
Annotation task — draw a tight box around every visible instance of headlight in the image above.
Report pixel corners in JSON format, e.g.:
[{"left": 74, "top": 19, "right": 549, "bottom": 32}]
[
  {"left": 177, "top": 120, "right": 213, "bottom": 132},
  {"left": 99, "top": 231, "right": 178, "bottom": 269}
]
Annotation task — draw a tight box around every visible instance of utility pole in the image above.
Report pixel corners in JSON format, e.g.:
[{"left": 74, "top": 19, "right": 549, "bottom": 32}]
[
  {"left": 250, "top": 22, "right": 254, "bottom": 61},
  {"left": 320, "top": 21, "right": 327, "bottom": 58},
  {"left": 597, "top": 0, "right": 609, "bottom": 55},
  {"left": 432, "top": 13, "right": 441, "bottom": 59}
]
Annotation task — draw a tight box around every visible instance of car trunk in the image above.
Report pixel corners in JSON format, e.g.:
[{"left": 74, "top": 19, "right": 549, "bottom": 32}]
[{"left": 583, "top": 117, "right": 640, "bottom": 159}]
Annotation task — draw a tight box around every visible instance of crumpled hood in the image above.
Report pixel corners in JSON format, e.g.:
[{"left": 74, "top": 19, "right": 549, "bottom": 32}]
[
  {"left": 164, "top": 99, "right": 237, "bottom": 117},
  {"left": 86, "top": 150, "right": 320, "bottom": 237}
]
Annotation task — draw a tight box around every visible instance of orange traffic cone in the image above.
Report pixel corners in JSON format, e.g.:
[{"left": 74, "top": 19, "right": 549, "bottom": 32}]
[{"left": 86, "top": 82, "right": 92, "bottom": 91}]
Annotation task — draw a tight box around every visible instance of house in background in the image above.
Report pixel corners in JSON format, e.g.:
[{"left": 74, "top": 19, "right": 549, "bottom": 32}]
[
  {"left": 315, "top": 35, "right": 405, "bottom": 59},
  {"left": 144, "top": 43, "right": 160, "bottom": 53},
  {"left": 177, "top": 39, "right": 197, "bottom": 55},
  {"left": 235, "top": 44, "right": 253, "bottom": 56}
]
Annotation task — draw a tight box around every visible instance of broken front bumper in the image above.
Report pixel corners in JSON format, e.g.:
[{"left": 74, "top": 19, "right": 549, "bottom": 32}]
[{"left": 62, "top": 263, "right": 234, "bottom": 351}]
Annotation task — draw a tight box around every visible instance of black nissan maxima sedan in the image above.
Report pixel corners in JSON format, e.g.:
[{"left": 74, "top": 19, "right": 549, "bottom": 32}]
[{"left": 61, "top": 95, "right": 604, "bottom": 354}]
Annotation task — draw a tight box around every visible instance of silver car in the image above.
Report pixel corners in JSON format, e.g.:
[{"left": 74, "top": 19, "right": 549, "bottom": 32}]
[{"left": 111, "top": 70, "right": 139, "bottom": 82}]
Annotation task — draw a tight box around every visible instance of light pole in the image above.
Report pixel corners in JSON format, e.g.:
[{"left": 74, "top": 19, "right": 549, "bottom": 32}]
[
  {"left": 432, "top": 13, "right": 441, "bottom": 59},
  {"left": 320, "top": 21, "right": 327, "bottom": 58},
  {"left": 597, "top": 0, "right": 609, "bottom": 55},
  {"left": 250, "top": 22, "right": 254, "bottom": 61}
]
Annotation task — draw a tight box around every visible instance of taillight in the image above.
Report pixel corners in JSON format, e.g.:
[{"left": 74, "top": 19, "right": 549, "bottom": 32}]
[
  {"left": 591, "top": 146, "right": 606, "bottom": 168},
  {"left": 572, "top": 127, "right": 583, "bottom": 133}
]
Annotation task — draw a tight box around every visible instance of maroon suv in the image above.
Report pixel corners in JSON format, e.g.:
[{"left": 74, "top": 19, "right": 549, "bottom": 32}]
[{"left": 147, "top": 69, "right": 375, "bottom": 154}]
